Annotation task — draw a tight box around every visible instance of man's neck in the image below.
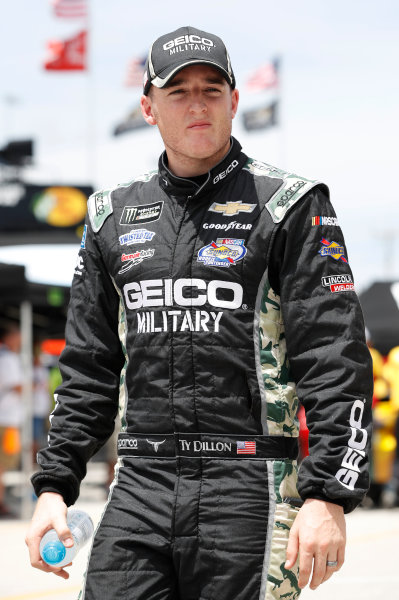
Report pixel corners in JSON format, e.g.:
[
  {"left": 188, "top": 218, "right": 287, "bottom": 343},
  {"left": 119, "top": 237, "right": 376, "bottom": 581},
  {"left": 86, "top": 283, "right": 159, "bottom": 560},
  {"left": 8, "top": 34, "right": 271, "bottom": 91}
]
[{"left": 165, "top": 139, "right": 232, "bottom": 178}]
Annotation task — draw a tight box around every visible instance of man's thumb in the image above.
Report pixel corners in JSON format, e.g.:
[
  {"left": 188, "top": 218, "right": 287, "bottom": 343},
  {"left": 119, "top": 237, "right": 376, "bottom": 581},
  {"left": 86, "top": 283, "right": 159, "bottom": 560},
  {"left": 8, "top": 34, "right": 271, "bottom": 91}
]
[{"left": 54, "top": 518, "right": 74, "bottom": 548}]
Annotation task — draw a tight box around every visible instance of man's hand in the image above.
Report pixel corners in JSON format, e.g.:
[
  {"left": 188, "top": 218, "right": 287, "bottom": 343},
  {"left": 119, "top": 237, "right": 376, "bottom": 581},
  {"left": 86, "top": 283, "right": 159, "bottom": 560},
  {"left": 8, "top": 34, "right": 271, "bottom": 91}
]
[
  {"left": 25, "top": 492, "right": 74, "bottom": 579},
  {"left": 285, "top": 498, "right": 346, "bottom": 590}
]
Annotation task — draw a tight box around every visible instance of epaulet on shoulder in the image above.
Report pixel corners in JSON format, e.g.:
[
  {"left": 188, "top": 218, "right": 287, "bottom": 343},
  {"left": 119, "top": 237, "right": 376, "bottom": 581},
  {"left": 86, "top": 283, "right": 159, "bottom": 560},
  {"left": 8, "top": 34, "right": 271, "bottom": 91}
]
[
  {"left": 117, "top": 169, "right": 157, "bottom": 188},
  {"left": 87, "top": 188, "right": 114, "bottom": 233},
  {"left": 87, "top": 170, "right": 157, "bottom": 233},
  {"left": 243, "top": 158, "right": 327, "bottom": 224}
]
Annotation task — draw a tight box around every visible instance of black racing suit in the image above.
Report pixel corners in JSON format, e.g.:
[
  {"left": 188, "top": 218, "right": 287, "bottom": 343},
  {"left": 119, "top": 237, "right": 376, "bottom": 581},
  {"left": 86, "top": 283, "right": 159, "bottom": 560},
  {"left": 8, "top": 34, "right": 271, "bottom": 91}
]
[{"left": 32, "top": 138, "right": 373, "bottom": 600}]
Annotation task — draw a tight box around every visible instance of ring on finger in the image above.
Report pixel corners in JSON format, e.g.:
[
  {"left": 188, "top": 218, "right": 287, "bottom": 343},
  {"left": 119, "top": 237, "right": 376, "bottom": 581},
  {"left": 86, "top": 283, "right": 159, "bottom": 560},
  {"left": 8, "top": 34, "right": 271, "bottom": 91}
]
[{"left": 326, "top": 560, "right": 338, "bottom": 567}]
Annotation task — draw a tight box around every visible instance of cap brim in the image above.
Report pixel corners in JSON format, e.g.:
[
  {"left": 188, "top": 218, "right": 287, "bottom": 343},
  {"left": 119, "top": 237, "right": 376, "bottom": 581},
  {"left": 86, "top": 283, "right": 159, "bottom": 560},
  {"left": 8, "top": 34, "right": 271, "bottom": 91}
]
[{"left": 146, "top": 60, "right": 235, "bottom": 93}]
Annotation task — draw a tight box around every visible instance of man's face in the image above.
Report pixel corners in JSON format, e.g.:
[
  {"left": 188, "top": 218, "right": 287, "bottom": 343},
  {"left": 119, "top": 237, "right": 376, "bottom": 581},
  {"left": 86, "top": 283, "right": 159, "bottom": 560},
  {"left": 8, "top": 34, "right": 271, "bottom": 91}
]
[
  {"left": 141, "top": 64, "right": 239, "bottom": 176},
  {"left": 5, "top": 329, "right": 21, "bottom": 353}
]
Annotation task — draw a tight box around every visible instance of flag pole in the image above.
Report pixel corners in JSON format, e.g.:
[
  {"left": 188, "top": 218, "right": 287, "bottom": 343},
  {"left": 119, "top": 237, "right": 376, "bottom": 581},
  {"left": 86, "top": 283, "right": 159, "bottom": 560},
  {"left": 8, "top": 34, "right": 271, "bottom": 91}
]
[
  {"left": 276, "top": 56, "right": 285, "bottom": 168},
  {"left": 85, "top": 0, "right": 96, "bottom": 187}
]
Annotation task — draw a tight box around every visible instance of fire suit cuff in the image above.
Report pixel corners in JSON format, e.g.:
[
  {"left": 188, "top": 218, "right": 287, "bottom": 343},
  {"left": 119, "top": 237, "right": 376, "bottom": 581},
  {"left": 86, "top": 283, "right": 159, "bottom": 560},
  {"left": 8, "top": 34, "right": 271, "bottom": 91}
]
[
  {"left": 301, "top": 492, "right": 351, "bottom": 513},
  {"left": 31, "top": 473, "right": 78, "bottom": 507}
]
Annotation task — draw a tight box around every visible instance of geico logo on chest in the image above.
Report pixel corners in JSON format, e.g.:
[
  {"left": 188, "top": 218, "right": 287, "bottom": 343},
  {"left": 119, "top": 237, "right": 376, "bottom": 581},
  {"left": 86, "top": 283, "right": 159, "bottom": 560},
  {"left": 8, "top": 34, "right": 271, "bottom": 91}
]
[
  {"left": 163, "top": 35, "right": 214, "bottom": 51},
  {"left": 123, "top": 278, "right": 243, "bottom": 310},
  {"left": 335, "top": 399, "right": 368, "bottom": 491}
]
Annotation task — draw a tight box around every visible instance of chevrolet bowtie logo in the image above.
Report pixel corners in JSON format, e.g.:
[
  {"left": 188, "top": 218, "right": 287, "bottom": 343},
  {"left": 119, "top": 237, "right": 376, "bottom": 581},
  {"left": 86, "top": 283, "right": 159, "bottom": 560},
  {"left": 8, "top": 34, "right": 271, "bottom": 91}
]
[
  {"left": 146, "top": 439, "right": 166, "bottom": 452},
  {"left": 208, "top": 201, "right": 257, "bottom": 216}
]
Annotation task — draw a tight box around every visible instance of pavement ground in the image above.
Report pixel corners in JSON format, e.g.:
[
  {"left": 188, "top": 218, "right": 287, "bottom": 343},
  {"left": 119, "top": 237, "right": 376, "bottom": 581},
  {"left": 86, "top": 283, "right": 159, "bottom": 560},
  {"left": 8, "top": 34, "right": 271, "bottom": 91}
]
[{"left": 1, "top": 464, "right": 398, "bottom": 600}]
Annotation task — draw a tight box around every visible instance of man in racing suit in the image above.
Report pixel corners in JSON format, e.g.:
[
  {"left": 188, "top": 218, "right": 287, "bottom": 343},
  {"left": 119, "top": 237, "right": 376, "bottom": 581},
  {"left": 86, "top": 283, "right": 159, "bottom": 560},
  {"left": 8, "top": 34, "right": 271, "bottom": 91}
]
[{"left": 26, "top": 26, "right": 373, "bottom": 600}]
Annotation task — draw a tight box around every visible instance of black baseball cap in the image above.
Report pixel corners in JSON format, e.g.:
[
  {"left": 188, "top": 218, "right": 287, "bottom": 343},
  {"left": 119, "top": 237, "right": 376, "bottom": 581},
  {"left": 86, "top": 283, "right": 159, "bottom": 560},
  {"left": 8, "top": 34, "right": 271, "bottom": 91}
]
[{"left": 143, "top": 26, "right": 235, "bottom": 95}]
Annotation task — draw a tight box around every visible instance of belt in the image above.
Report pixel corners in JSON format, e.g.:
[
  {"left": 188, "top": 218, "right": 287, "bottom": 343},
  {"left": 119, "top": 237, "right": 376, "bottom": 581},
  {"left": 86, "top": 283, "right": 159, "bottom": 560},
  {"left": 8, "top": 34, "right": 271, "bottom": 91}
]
[{"left": 117, "top": 432, "right": 298, "bottom": 460}]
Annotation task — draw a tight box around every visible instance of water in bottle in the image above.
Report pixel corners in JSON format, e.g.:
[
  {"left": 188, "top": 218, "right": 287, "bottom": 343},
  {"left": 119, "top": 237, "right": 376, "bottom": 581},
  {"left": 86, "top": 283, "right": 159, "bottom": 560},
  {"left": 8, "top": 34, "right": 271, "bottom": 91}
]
[{"left": 40, "top": 508, "right": 94, "bottom": 567}]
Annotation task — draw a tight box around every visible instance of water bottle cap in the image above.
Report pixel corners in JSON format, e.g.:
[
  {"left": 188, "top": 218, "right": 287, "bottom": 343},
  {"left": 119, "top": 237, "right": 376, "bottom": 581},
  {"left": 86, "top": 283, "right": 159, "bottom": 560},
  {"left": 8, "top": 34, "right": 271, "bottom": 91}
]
[{"left": 42, "top": 540, "right": 66, "bottom": 565}]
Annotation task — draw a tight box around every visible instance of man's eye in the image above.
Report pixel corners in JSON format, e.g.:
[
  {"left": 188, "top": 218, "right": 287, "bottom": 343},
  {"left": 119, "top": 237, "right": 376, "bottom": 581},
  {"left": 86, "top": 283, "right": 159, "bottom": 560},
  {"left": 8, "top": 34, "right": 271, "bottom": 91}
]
[
  {"left": 170, "top": 89, "right": 185, "bottom": 95},
  {"left": 206, "top": 87, "right": 222, "bottom": 93}
]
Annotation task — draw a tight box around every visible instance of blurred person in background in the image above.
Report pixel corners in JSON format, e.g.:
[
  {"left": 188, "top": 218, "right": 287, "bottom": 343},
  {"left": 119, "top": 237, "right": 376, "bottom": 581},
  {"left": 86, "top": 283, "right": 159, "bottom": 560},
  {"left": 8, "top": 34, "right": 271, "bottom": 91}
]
[
  {"left": 369, "top": 346, "right": 399, "bottom": 508},
  {"left": 32, "top": 340, "right": 50, "bottom": 463},
  {"left": 27, "top": 26, "right": 373, "bottom": 599},
  {"left": 0, "top": 322, "right": 23, "bottom": 518}
]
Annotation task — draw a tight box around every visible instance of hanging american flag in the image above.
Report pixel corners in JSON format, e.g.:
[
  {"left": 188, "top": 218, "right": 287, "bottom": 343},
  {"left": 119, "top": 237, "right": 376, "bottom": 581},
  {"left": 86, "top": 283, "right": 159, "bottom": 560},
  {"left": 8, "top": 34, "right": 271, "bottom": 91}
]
[
  {"left": 246, "top": 59, "right": 279, "bottom": 92},
  {"left": 125, "top": 56, "right": 147, "bottom": 87},
  {"left": 51, "top": 0, "right": 88, "bottom": 18},
  {"left": 237, "top": 441, "right": 256, "bottom": 455}
]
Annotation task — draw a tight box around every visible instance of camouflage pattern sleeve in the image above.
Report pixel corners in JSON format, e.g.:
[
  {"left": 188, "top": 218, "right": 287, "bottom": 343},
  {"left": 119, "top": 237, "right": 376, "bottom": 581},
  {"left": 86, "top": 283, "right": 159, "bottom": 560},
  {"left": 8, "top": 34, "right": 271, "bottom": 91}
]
[{"left": 268, "top": 186, "right": 373, "bottom": 513}]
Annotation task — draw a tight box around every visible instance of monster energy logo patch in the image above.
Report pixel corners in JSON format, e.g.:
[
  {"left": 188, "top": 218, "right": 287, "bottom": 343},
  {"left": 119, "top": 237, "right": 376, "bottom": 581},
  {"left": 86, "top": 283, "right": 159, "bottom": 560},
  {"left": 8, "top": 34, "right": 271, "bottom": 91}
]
[{"left": 120, "top": 201, "right": 163, "bottom": 225}]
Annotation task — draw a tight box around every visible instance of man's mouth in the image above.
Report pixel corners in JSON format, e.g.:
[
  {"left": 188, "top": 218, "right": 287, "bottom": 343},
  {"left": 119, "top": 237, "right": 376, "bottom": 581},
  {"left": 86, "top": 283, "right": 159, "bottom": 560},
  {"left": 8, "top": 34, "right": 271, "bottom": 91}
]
[{"left": 188, "top": 121, "right": 212, "bottom": 130}]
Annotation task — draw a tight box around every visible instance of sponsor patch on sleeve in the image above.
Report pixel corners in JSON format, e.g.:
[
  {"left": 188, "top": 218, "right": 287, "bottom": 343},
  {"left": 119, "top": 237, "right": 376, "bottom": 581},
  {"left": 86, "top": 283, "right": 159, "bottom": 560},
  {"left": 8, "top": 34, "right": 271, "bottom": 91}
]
[
  {"left": 322, "top": 274, "right": 355, "bottom": 293},
  {"left": 311, "top": 216, "right": 339, "bottom": 226},
  {"left": 74, "top": 252, "right": 85, "bottom": 277},
  {"left": 318, "top": 238, "right": 347, "bottom": 263},
  {"left": 80, "top": 224, "right": 87, "bottom": 249}
]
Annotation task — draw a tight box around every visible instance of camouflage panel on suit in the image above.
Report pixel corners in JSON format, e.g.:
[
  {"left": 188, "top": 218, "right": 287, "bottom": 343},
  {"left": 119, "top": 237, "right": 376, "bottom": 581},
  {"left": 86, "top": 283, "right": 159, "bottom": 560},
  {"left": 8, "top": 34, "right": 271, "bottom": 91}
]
[
  {"left": 259, "top": 280, "right": 299, "bottom": 437},
  {"left": 265, "top": 460, "right": 301, "bottom": 600},
  {"left": 259, "top": 281, "right": 302, "bottom": 598}
]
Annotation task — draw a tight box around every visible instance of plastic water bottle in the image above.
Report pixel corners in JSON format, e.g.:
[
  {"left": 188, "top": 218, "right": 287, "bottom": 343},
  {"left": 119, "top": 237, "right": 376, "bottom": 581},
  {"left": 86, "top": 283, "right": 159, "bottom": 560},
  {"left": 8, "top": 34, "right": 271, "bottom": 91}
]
[{"left": 40, "top": 508, "right": 94, "bottom": 567}]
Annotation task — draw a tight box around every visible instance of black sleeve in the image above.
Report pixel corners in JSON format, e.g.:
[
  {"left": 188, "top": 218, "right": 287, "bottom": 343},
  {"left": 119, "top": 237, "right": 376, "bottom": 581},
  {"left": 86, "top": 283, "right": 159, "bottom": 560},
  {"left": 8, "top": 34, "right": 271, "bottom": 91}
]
[
  {"left": 269, "top": 187, "right": 373, "bottom": 513},
  {"left": 31, "top": 217, "right": 125, "bottom": 506}
]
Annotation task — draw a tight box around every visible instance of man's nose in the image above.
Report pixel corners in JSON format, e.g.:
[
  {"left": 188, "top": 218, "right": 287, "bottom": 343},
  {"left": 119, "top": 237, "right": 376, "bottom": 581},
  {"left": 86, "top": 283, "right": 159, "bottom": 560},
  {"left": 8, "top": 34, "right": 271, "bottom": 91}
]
[{"left": 189, "top": 95, "right": 207, "bottom": 113}]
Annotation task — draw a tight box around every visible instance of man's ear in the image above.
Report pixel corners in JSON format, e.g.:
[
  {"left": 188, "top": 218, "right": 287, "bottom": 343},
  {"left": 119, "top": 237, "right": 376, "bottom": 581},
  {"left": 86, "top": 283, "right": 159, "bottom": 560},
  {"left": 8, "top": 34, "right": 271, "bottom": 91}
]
[
  {"left": 141, "top": 94, "right": 157, "bottom": 126},
  {"left": 231, "top": 88, "right": 239, "bottom": 119}
]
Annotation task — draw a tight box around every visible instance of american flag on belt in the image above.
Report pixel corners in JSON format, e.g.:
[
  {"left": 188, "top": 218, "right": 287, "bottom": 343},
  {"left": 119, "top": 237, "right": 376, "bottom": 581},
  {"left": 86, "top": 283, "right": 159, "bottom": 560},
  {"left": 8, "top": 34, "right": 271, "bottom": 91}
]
[
  {"left": 52, "top": 0, "right": 88, "bottom": 19},
  {"left": 246, "top": 59, "right": 279, "bottom": 92},
  {"left": 237, "top": 441, "right": 256, "bottom": 455},
  {"left": 125, "top": 56, "right": 147, "bottom": 87}
]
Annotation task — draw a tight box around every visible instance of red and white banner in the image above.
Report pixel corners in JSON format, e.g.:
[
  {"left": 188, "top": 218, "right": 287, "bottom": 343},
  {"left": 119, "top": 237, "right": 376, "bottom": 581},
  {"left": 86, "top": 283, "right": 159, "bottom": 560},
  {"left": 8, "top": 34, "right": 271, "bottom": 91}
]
[
  {"left": 51, "top": 0, "right": 87, "bottom": 19},
  {"left": 246, "top": 60, "right": 279, "bottom": 92},
  {"left": 44, "top": 30, "right": 87, "bottom": 71}
]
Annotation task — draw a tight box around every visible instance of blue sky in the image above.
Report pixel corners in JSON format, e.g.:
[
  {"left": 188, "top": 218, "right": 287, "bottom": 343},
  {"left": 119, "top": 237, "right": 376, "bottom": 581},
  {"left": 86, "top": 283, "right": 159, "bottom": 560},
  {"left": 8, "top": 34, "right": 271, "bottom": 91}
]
[{"left": 0, "top": 0, "right": 398, "bottom": 289}]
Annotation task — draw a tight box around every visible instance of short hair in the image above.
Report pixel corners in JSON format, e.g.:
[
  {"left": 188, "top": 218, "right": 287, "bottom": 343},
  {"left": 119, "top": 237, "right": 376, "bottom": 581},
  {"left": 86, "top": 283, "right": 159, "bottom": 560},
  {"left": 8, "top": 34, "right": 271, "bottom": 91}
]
[{"left": 0, "top": 321, "right": 20, "bottom": 342}]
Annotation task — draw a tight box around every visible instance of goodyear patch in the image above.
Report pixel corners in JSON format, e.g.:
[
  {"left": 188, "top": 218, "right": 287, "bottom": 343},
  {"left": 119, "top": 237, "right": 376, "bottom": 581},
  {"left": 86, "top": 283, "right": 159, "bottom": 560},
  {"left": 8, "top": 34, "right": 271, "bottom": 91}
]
[
  {"left": 88, "top": 190, "right": 113, "bottom": 233},
  {"left": 318, "top": 238, "right": 348, "bottom": 263},
  {"left": 198, "top": 238, "right": 247, "bottom": 268}
]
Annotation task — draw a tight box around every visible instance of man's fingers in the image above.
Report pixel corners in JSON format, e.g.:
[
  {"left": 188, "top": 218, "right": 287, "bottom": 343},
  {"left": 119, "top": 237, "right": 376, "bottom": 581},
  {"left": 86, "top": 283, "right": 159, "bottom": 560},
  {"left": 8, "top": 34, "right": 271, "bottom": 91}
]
[
  {"left": 26, "top": 552, "right": 70, "bottom": 579},
  {"left": 285, "top": 523, "right": 299, "bottom": 569},
  {"left": 309, "top": 551, "right": 329, "bottom": 589},
  {"left": 297, "top": 548, "right": 314, "bottom": 589},
  {"left": 337, "top": 545, "right": 345, "bottom": 569},
  {"left": 52, "top": 516, "right": 74, "bottom": 547}
]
